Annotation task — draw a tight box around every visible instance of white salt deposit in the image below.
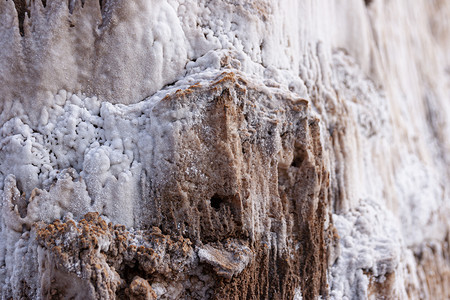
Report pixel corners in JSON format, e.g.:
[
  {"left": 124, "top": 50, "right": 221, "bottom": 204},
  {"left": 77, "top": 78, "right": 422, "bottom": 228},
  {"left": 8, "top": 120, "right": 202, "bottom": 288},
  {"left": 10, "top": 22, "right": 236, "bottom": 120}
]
[{"left": 0, "top": 0, "right": 449, "bottom": 298}]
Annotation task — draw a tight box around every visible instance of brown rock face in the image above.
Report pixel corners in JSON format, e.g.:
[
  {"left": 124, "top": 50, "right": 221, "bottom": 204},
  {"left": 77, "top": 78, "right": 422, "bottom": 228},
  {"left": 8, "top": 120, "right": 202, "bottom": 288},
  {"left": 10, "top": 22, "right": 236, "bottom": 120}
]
[
  {"left": 410, "top": 239, "right": 450, "bottom": 299},
  {"left": 34, "top": 73, "right": 330, "bottom": 299},
  {"left": 2, "top": 1, "right": 449, "bottom": 299},
  {"left": 127, "top": 277, "right": 157, "bottom": 300},
  {"left": 36, "top": 212, "right": 195, "bottom": 299},
  {"left": 145, "top": 73, "right": 330, "bottom": 299}
]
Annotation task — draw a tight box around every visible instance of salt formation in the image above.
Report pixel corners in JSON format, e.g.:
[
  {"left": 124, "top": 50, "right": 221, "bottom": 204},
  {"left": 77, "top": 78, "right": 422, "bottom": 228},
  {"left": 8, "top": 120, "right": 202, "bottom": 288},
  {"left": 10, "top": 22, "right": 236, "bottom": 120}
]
[{"left": 0, "top": 0, "right": 449, "bottom": 299}]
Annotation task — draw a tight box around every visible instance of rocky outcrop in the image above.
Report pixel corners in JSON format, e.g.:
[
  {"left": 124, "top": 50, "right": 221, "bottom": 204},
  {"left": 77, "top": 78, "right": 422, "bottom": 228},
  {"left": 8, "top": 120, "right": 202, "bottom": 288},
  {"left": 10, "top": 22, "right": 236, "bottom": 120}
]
[
  {"left": 1, "top": 0, "right": 449, "bottom": 299},
  {"left": 1, "top": 72, "right": 331, "bottom": 299},
  {"left": 36, "top": 213, "right": 195, "bottom": 299}
]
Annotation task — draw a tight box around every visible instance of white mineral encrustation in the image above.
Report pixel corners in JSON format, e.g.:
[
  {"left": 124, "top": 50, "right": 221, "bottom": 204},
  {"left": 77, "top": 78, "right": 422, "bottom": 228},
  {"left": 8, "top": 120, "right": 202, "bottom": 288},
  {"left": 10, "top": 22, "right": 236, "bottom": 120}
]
[{"left": 0, "top": 0, "right": 449, "bottom": 299}]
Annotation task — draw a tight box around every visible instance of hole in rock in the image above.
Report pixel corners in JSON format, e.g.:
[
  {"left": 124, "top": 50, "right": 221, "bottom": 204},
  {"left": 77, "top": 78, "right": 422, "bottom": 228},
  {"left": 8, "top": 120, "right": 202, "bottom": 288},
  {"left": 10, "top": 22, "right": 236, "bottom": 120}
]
[
  {"left": 210, "top": 194, "right": 224, "bottom": 211},
  {"left": 291, "top": 148, "right": 307, "bottom": 168}
]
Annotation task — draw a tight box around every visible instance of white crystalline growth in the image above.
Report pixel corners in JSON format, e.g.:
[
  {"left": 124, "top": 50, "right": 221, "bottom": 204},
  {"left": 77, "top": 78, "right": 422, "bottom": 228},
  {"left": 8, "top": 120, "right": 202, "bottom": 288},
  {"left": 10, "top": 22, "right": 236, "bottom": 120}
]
[
  {"left": 329, "top": 200, "right": 403, "bottom": 299},
  {"left": 0, "top": 0, "right": 187, "bottom": 121},
  {"left": 0, "top": 91, "right": 142, "bottom": 228},
  {"left": 0, "top": 0, "right": 449, "bottom": 299}
]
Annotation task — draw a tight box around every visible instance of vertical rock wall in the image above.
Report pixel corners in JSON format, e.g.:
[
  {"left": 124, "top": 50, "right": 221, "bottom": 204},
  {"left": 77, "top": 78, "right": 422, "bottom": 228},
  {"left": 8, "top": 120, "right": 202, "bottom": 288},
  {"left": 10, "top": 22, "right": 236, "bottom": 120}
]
[{"left": 0, "top": 0, "right": 449, "bottom": 299}]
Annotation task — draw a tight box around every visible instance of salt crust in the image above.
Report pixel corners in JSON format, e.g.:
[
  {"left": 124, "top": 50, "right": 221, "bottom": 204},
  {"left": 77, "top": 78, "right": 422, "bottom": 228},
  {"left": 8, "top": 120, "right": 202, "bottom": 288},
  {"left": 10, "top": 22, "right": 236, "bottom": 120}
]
[{"left": 0, "top": 0, "right": 449, "bottom": 298}]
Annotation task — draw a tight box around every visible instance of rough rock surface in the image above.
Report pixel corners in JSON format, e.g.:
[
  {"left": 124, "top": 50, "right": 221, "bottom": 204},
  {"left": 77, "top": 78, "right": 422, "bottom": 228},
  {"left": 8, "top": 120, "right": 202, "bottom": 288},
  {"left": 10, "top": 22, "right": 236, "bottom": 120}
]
[{"left": 1, "top": 0, "right": 449, "bottom": 299}]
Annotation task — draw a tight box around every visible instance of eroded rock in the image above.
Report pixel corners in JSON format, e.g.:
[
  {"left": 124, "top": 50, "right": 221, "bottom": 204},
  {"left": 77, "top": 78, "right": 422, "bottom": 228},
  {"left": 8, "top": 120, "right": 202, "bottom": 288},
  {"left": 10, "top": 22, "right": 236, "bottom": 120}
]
[
  {"left": 1, "top": 0, "right": 449, "bottom": 299},
  {"left": 197, "top": 241, "right": 252, "bottom": 279}
]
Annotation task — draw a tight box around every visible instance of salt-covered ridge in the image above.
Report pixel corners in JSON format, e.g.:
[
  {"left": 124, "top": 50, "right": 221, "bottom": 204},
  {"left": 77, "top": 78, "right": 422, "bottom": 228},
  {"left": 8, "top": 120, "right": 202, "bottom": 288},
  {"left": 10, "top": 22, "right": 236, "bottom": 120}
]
[
  {"left": 0, "top": 0, "right": 389, "bottom": 124},
  {"left": 1, "top": 0, "right": 450, "bottom": 299}
]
